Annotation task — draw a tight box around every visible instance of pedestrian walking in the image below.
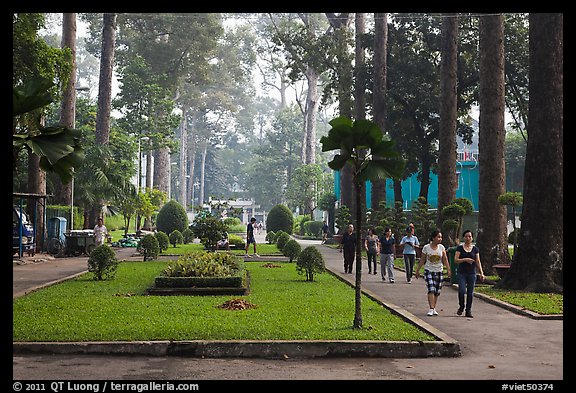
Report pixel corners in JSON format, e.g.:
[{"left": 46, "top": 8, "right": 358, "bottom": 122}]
[
  {"left": 379, "top": 227, "right": 396, "bottom": 283},
  {"left": 93, "top": 218, "right": 109, "bottom": 246},
  {"left": 339, "top": 224, "right": 356, "bottom": 274},
  {"left": 454, "top": 230, "right": 485, "bottom": 318},
  {"left": 414, "top": 230, "right": 451, "bottom": 316},
  {"left": 321, "top": 220, "right": 329, "bottom": 244},
  {"left": 244, "top": 217, "right": 259, "bottom": 257},
  {"left": 400, "top": 227, "right": 420, "bottom": 283},
  {"left": 364, "top": 228, "right": 379, "bottom": 274}
]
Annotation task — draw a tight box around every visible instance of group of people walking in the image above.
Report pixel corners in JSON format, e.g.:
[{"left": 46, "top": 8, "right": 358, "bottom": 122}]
[{"left": 338, "top": 224, "right": 485, "bottom": 318}]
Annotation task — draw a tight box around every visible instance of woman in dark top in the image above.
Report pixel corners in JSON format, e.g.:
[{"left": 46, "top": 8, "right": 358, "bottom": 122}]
[
  {"left": 379, "top": 227, "right": 396, "bottom": 283},
  {"left": 339, "top": 224, "right": 356, "bottom": 274},
  {"left": 364, "top": 228, "right": 379, "bottom": 275},
  {"left": 454, "top": 230, "right": 485, "bottom": 317}
]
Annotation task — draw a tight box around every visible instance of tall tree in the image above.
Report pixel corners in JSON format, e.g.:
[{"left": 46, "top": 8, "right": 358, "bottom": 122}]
[
  {"left": 437, "top": 13, "right": 459, "bottom": 227},
  {"left": 500, "top": 14, "right": 563, "bottom": 293},
  {"left": 371, "top": 13, "right": 388, "bottom": 210},
  {"left": 55, "top": 12, "right": 77, "bottom": 206},
  {"left": 476, "top": 14, "right": 510, "bottom": 271},
  {"left": 90, "top": 13, "right": 116, "bottom": 226}
]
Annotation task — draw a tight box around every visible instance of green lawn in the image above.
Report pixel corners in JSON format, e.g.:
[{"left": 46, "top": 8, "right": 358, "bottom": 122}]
[
  {"left": 474, "top": 286, "right": 563, "bottom": 315},
  {"left": 13, "top": 260, "right": 434, "bottom": 343}
]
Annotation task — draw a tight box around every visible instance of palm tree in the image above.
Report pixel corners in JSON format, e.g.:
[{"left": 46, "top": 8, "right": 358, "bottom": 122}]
[{"left": 320, "top": 116, "right": 405, "bottom": 328}]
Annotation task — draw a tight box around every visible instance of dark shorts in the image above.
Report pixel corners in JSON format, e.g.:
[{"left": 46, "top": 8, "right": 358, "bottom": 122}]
[{"left": 247, "top": 236, "right": 256, "bottom": 245}]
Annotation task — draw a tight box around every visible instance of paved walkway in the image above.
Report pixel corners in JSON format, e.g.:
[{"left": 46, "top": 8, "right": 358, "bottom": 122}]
[{"left": 12, "top": 232, "right": 563, "bottom": 380}]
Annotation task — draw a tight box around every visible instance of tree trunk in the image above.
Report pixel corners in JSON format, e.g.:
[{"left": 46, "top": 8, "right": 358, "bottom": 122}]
[
  {"left": 437, "top": 13, "right": 458, "bottom": 227},
  {"left": 476, "top": 14, "right": 510, "bottom": 273},
  {"left": 95, "top": 13, "right": 116, "bottom": 146},
  {"left": 55, "top": 13, "right": 77, "bottom": 206},
  {"left": 27, "top": 153, "right": 46, "bottom": 253},
  {"left": 303, "top": 66, "right": 319, "bottom": 165},
  {"left": 353, "top": 175, "right": 363, "bottom": 329},
  {"left": 153, "top": 147, "right": 170, "bottom": 196},
  {"left": 199, "top": 142, "right": 207, "bottom": 207},
  {"left": 179, "top": 114, "right": 187, "bottom": 210},
  {"left": 371, "top": 13, "right": 388, "bottom": 210},
  {"left": 500, "top": 14, "right": 563, "bottom": 293}
]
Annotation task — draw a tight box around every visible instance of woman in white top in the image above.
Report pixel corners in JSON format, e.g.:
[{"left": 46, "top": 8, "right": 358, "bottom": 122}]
[{"left": 415, "top": 230, "right": 451, "bottom": 316}]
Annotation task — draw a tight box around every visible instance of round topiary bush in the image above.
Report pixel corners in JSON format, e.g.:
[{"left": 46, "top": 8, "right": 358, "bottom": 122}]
[
  {"left": 140, "top": 233, "right": 159, "bottom": 261},
  {"left": 155, "top": 231, "right": 169, "bottom": 252},
  {"left": 265, "top": 231, "right": 276, "bottom": 244},
  {"left": 182, "top": 227, "right": 194, "bottom": 244},
  {"left": 276, "top": 231, "right": 291, "bottom": 251},
  {"left": 266, "top": 204, "right": 293, "bottom": 235},
  {"left": 296, "top": 246, "right": 325, "bottom": 281},
  {"left": 156, "top": 200, "right": 188, "bottom": 236},
  {"left": 282, "top": 239, "right": 301, "bottom": 262},
  {"left": 87, "top": 244, "right": 118, "bottom": 280},
  {"left": 169, "top": 229, "right": 183, "bottom": 247}
]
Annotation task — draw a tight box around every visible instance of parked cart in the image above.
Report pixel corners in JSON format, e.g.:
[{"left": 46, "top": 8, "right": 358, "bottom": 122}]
[{"left": 64, "top": 230, "right": 97, "bottom": 256}]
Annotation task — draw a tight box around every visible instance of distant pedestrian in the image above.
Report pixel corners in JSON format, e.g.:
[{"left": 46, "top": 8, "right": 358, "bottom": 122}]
[
  {"left": 379, "top": 227, "right": 396, "bottom": 283},
  {"left": 321, "top": 220, "right": 329, "bottom": 244},
  {"left": 93, "top": 218, "right": 109, "bottom": 246},
  {"left": 364, "top": 228, "right": 379, "bottom": 275},
  {"left": 244, "top": 217, "right": 259, "bottom": 257},
  {"left": 339, "top": 224, "right": 356, "bottom": 274},
  {"left": 454, "top": 230, "right": 485, "bottom": 318},
  {"left": 400, "top": 227, "right": 420, "bottom": 283},
  {"left": 414, "top": 230, "right": 451, "bottom": 316}
]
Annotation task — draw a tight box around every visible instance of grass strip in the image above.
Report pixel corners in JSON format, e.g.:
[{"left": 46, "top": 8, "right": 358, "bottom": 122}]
[{"left": 13, "top": 261, "right": 434, "bottom": 342}]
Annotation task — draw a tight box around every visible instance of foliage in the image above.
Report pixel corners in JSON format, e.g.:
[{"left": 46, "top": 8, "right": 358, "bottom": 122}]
[
  {"left": 182, "top": 228, "right": 194, "bottom": 244},
  {"left": 154, "top": 231, "right": 169, "bottom": 252},
  {"left": 498, "top": 192, "right": 523, "bottom": 257},
  {"left": 155, "top": 200, "right": 188, "bottom": 235},
  {"left": 282, "top": 239, "right": 301, "bottom": 262},
  {"left": 13, "top": 76, "right": 84, "bottom": 183},
  {"left": 228, "top": 233, "right": 245, "bottom": 248},
  {"left": 296, "top": 246, "right": 325, "bottom": 282},
  {"left": 441, "top": 198, "right": 473, "bottom": 245},
  {"left": 304, "top": 220, "right": 324, "bottom": 237},
  {"left": 411, "top": 196, "right": 436, "bottom": 240},
  {"left": 335, "top": 205, "right": 351, "bottom": 234},
  {"left": 266, "top": 204, "right": 294, "bottom": 234},
  {"left": 139, "top": 234, "right": 159, "bottom": 261},
  {"left": 265, "top": 231, "right": 276, "bottom": 244},
  {"left": 275, "top": 232, "right": 291, "bottom": 251},
  {"left": 87, "top": 244, "right": 118, "bottom": 281},
  {"left": 169, "top": 230, "right": 183, "bottom": 248},
  {"left": 191, "top": 214, "right": 228, "bottom": 250},
  {"left": 163, "top": 252, "right": 243, "bottom": 278}
]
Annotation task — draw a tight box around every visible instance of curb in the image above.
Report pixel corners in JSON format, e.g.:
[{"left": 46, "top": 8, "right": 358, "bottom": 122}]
[{"left": 13, "top": 339, "right": 460, "bottom": 359}]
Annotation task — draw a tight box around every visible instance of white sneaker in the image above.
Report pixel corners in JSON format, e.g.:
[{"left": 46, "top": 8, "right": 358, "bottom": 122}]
[
  {"left": 432, "top": 309, "right": 439, "bottom": 316},
  {"left": 244, "top": 254, "right": 250, "bottom": 257},
  {"left": 427, "top": 309, "right": 434, "bottom": 316},
  {"left": 254, "top": 254, "right": 260, "bottom": 257}
]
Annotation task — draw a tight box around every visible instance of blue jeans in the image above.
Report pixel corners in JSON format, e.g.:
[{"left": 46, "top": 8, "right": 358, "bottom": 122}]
[{"left": 458, "top": 272, "right": 477, "bottom": 311}]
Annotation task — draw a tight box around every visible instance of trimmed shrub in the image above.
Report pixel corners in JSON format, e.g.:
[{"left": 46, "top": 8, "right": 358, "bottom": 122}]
[
  {"left": 169, "top": 229, "right": 184, "bottom": 247},
  {"left": 282, "top": 239, "right": 301, "bottom": 262},
  {"left": 296, "top": 246, "right": 325, "bottom": 281},
  {"left": 304, "top": 220, "right": 324, "bottom": 237},
  {"left": 140, "top": 233, "right": 159, "bottom": 261},
  {"left": 265, "top": 231, "right": 276, "bottom": 244},
  {"left": 276, "top": 231, "right": 291, "bottom": 251},
  {"left": 156, "top": 200, "right": 188, "bottom": 235},
  {"left": 87, "top": 244, "right": 118, "bottom": 280},
  {"left": 182, "top": 228, "right": 194, "bottom": 244},
  {"left": 191, "top": 214, "right": 228, "bottom": 250},
  {"left": 155, "top": 231, "right": 169, "bottom": 252},
  {"left": 228, "top": 233, "right": 245, "bottom": 248},
  {"left": 266, "top": 204, "right": 293, "bottom": 234}
]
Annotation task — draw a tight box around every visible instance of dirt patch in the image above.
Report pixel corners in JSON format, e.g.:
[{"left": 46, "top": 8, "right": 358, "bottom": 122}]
[
  {"left": 217, "top": 298, "right": 258, "bottom": 311},
  {"left": 261, "top": 263, "right": 282, "bottom": 268}
]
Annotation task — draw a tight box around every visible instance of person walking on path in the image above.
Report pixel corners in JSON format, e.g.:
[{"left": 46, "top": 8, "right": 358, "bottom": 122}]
[
  {"left": 415, "top": 230, "right": 451, "bottom": 316},
  {"left": 400, "top": 227, "right": 420, "bottom": 283},
  {"left": 379, "top": 227, "right": 396, "bottom": 283},
  {"left": 339, "top": 224, "right": 356, "bottom": 274},
  {"left": 321, "top": 220, "right": 329, "bottom": 244},
  {"left": 93, "top": 218, "right": 109, "bottom": 246},
  {"left": 454, "top": 230, "right": 485, "bottom": 317},
  {"left": 364, "top": 228, "right": 379, "bottom": 275},
  {"left": 244, "top": 217, "right": 259, "bottom": 257}
]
